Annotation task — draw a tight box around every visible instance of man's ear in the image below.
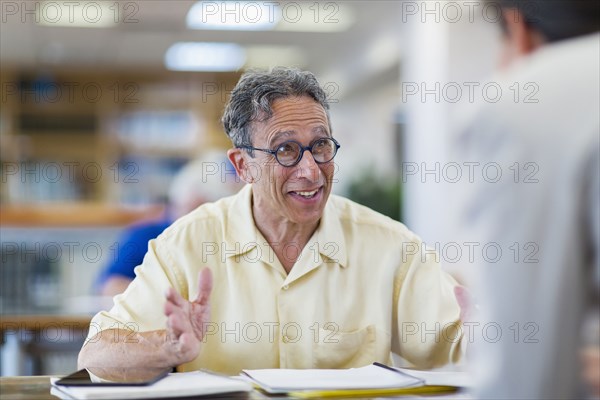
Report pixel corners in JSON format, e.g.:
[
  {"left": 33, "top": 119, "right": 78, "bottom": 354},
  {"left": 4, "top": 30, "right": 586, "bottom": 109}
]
[
  {"left": 227, "top": 148, "right": 254, "bottom": 184},
  {"left": 500, "top": 8, "right": 541, "bottom": 67}
]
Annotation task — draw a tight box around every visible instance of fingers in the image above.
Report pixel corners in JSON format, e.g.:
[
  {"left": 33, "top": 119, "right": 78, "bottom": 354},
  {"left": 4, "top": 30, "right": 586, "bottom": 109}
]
[
  {"left": 166, "top": 314, "right": 199, "bottom": 365},
  {"left": 177, "top": 332, "right": 200, "bottom": 362},
  {"left": 194, "top": 268, "right": 213, "bottom": 305},
  {"left": 167, "top": 313, "right": 189, "bottom": 336},
  {"left": 164, "top": 297, "right": 181, "bottom": 316},
  {"left": 454, "top": 285, "right": 469, "bottom": 307},
  {"left": 581, "top": 347, "right": 600, "bottom": 397},
  {"left": 164, "top": 287, "right": 190, "bottom": 337},
  {"left": 454, "top": 285, "right": 473, "bottom": 322},
  {"left": 165, "top": 287, "right": 186, "bottom": 308},
  {"left": 163, "top": 270, "right": 212, "bottom": 345}
]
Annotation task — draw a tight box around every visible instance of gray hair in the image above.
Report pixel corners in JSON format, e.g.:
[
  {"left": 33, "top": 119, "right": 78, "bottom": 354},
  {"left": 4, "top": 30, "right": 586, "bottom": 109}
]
[{"left": 221, "top": 67, "right": 332, "bottom": 156}]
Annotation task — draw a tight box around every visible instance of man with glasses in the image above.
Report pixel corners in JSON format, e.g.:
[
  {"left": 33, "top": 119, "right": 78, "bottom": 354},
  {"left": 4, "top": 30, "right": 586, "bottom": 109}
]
[{"left": 79, "top": 68, "right": 464, "bottom": 375}]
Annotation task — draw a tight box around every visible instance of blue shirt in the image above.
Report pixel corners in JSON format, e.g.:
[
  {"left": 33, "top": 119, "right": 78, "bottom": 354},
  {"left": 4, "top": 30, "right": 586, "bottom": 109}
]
[{"left": 96, "top": 220, "right": 171, "bottom": 287}]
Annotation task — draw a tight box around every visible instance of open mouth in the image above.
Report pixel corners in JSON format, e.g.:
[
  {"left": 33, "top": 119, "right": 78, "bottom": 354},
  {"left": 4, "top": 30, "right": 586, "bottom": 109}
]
[{"left": 289, "top": 187, "right": 322, "bottom": 200}]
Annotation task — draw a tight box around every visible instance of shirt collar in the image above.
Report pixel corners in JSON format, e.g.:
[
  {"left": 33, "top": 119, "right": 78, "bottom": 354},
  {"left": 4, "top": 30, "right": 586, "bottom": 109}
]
[
  {"left": 223, "top": 184, "right": 258, "bottom": 256},
  {"left": 314, "top": 195, "right": 348, "bottom": 267},
  {"left": 223, "top": 185, "right": 348, "bottom": 268}
]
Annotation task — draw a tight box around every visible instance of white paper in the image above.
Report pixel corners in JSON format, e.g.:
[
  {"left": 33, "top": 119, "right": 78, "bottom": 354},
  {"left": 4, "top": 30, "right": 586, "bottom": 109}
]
[
  {"left": 242, "top": 364, "right": 423, "bottom": 393},
  {"left": 395, "top": 368, "right": 474, "bottom": 388},
  {"left": 50, "top": 371, "right": 252, "bottom": 400}
]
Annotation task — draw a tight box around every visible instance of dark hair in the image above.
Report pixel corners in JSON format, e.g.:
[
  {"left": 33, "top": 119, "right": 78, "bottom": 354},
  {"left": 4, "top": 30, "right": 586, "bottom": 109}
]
[
  {"left": 491, "top": 0, "right": 599, "bottom": 42},
  {"left": 221, "top": 67, "right": 331, "bottom": 155}
]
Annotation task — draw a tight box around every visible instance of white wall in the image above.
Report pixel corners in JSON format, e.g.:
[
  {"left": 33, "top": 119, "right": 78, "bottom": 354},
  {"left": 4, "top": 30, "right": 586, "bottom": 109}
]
[
  {"left": 328, "top": 66, "right": 401, "bottom": 195},
  {"left": 400, "top": 4, "right": 500, "bottom": 239},
  {"left": 399, "top": 2, "right": 501, "bottom": 278}
]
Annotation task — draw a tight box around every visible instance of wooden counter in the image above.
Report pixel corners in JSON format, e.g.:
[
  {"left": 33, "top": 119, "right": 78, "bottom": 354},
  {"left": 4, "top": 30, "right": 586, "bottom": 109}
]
[
  {"left": 0, "top": 376, "right": 59, "bottom": 400},
  {"left": 0, "top": 203, "right": 164, "bottom": 227},
  {"left": 1, "top": 315, "right": 92, "bottom": 333}
]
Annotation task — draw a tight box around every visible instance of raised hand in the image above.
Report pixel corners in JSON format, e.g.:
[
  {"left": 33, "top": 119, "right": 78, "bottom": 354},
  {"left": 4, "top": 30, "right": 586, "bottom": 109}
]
[
  {"left": 163, "top": 267, "right": 213, "bottom": 365},
  {"left": 454, "top": 285, "right": 474, "bottom": 322}
]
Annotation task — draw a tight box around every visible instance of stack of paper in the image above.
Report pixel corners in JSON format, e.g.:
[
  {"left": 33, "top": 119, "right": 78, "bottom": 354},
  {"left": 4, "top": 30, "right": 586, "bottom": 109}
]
[
  {"left": 50, "top": 371, "right": 252, "bottom": 400},
  {"left": 395, "top": 367, "right": 474, "bottom": 388},
  {"left": 242, "top": 363, "right": 470, "bottom": 398},
  {"left": 243, "top": 364, "right": 423, "bottom": 393}
]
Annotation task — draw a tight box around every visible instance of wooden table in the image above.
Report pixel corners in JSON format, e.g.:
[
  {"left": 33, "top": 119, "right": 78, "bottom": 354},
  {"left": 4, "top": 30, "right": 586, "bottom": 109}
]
[
  {"left": 1, "top": 315, "right": 92, "bottom": 376},
  {"left": 0, "top": 376, "right": 59, "bottom": 400},
  {"left": 0, "top": 375, "right": 267, "bottom": 400},
  {"left": 0, "top": 319, "right": 466, "bottom": 399}
]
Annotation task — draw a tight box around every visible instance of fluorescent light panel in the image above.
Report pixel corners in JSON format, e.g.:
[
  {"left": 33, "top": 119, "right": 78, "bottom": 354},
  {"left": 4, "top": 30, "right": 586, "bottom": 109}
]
[
  {"left": 165, "top": 42, "right": 246, "bottom": 72},
  {"left": 187, "top": 1, "right": 279, "bottom": 31},
  {"left": 37, "top": 1, "right": 117, "bottom": 28},
  {"left": 187, "top": 1, "right": 354, "bottom": 32}
]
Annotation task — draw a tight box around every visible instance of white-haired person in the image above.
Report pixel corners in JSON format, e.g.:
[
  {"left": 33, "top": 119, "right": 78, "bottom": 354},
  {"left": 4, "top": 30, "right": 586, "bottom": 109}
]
[{"left": 96, "top": 153, "right": 242, "bottom": 297}]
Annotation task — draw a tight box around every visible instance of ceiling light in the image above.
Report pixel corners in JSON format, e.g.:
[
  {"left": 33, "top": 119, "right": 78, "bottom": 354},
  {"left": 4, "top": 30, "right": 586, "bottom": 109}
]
[
  {"left": 276, "top": 3, "right": 355, "bottom": 32},
  {"left": 186, "top": 1, "right": 354, "bottom": 32},
  {"left": 187, "top": 1, "right": 279, "bottom": 31},
  {"left": 164, "top": 42, "right": 246, "bottom": 72},
  {"left": 36, "top": 1, "right": 117, "bottom": 28}
]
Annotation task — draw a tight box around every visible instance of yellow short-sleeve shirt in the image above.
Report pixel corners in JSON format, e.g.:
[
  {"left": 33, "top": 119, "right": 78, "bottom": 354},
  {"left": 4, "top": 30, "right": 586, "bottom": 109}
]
[{"left": 87, "top": 185, "right": 462, "bottom": 374}]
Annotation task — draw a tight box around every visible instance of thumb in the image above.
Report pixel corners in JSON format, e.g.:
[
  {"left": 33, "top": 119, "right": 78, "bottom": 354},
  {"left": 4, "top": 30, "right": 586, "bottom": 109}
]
[
  {"left": 454, "top": 285, "right": 473, "bottom": 322},
  {"left": 194, "top": 267, "right": 213, "bottom": 305}
]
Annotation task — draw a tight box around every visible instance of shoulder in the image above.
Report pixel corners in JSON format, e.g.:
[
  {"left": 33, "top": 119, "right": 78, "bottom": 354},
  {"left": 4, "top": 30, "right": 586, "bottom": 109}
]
[
  {"left": 480, "top": 34, "right": 598, "bottom": 123},
  {"left": 157, "top": 194, "right": 236, "bottom": 244},
  {"left": 328, "top": 194, "right": 419, "bottom": 242},
  {"left": 455, "top": 35, "right": 599, "bottom": 164}
]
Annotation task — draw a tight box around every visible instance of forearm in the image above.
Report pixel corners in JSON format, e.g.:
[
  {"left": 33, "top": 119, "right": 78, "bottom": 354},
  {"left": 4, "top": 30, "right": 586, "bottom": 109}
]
[{"left": 78, "top": 329, "right": 181, "bottom": 370}]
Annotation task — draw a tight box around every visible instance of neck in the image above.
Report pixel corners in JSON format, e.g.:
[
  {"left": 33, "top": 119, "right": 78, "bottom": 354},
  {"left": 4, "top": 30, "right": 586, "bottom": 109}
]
[{"left": 251, "top": 196, "right": 320, "bottom": 273}]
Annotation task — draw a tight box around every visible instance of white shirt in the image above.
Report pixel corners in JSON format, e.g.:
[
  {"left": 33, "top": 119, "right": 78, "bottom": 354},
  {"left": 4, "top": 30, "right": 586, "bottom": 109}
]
[{"left": 453, "top": 33, "right": 600, "bottom": 399}]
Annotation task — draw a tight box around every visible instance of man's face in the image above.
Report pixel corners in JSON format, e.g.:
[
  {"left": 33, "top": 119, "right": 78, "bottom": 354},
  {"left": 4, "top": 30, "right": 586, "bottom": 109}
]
[{"left": 242, "top": 96, "right": 335, "bottom": 226}]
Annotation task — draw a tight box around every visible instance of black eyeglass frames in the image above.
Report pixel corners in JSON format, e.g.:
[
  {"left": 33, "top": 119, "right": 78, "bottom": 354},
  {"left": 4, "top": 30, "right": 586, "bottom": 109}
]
[{"left": 238, "top": 137, "right": 340, "bottom": 167}]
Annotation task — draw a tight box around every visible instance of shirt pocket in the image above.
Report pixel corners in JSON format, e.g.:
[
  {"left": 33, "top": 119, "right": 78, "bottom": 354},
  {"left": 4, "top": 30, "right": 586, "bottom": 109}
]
[{"left": 312, "top": 324, "right": 376, "bottom": 368}]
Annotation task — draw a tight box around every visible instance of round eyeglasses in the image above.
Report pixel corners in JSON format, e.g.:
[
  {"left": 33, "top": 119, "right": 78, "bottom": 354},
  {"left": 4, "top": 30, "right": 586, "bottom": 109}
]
[{"left": 238, "top": 137, "right": 341, "bottom": 167}]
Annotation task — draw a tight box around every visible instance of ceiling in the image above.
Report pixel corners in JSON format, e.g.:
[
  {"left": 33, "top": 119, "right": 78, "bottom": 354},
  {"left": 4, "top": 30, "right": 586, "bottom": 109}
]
[{"left": 1, "top": 1, "right": 403, "bottom": 98}]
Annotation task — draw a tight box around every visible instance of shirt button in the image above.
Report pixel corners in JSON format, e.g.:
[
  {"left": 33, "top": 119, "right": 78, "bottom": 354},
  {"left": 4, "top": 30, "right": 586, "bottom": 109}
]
[{"left": 283, "top": 285, "right": 289, "bottom": 290}]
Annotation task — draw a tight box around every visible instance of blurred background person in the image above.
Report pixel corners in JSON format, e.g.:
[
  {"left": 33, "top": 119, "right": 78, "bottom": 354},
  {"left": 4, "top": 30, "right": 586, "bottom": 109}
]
[
  {"left": 453, "top": 1, "right": 599, "bottom": 399},
  {"left": 96, "top": 151, "right": 242, "bottom": 297}
]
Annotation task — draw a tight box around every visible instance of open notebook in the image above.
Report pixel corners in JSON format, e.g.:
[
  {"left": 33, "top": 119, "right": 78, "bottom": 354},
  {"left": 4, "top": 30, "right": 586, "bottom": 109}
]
[
  {"left": 242, "top": 362, "right": 472, "bottom": 398},
  {"left": 50, "top": 371, "right": 252, "bottom": 400}
]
